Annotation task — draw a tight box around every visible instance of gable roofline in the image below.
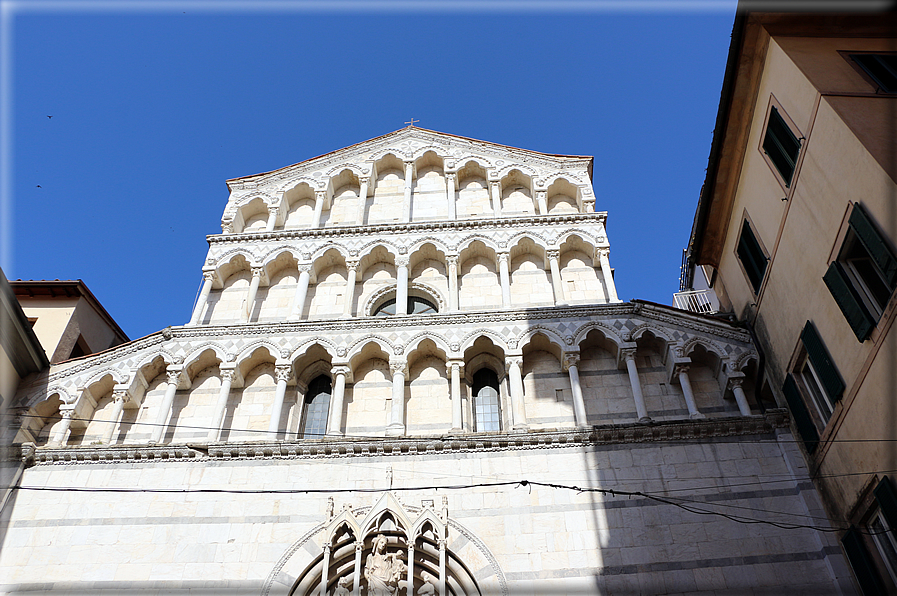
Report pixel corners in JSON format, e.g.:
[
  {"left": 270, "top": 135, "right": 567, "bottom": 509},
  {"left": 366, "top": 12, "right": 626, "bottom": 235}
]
[{"left": 225, "top": 126, "right": 594, "bottom": 190}]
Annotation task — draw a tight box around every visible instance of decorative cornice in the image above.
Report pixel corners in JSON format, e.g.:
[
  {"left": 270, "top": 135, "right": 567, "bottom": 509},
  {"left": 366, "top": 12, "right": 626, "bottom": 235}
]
[
  {"left": 23, "top": 411, "right": 789, "bottom": 466},
  {"left": 206, "top": 213, "right": 608, "bottom": 245}
]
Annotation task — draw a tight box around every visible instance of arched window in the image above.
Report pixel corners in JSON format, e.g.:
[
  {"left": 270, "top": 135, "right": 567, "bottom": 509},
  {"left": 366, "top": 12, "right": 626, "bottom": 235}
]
[
  {"left": 300, "top": 375, "right": 331, "bottom": 438},
  {"left": 373, "top": 295, "right": 438, "bottom": 316},
  {"left": 472, "top": 368, "right": 501, "bottom": 432}
]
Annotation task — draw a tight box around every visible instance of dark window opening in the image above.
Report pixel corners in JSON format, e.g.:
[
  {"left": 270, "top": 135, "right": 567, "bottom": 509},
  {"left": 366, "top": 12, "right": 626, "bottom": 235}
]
[
  {"left": 67, "top": 335, "right": 91, "bottom": 359},
  {"left": 737, "top": 219, "right": 768, "bottom": 294},
  {"left": 471, "top": 368, "right": 501, "bottom": 432},
  {"left": 851, "top": 53, "right": 897, "bottom": 94},
  {"left": 824, "top": 204, "right": 897, "bottom": 342},
  {"left": 300, "top": 375, "right": 331, "bottom": 439},
  {"left": 373, "top": 295, "right": 438, "bottom": 316},
  {"left": 762, "top": 106, "right": 801, "bottom": 186}
]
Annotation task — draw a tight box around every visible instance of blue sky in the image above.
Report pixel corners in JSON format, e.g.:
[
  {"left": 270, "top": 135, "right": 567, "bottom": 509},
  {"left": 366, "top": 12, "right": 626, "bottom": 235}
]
[{"left": 4, "top": 1, "right": 737, "bottom": 339}]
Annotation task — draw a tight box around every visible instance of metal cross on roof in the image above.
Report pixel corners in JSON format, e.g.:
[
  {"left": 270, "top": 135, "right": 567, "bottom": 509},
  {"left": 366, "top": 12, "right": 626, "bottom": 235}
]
[{"left": 404, "top": 118, "right": 419, "bottom": 126}]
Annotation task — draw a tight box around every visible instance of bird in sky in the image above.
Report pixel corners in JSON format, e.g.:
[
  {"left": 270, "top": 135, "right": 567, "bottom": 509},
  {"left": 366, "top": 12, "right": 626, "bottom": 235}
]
[
  {"left": 36, "top": 185, "right": 41, "bottom": 188},
  {"left": 47, "top": 115, "right": 52, "bottom": 119}
]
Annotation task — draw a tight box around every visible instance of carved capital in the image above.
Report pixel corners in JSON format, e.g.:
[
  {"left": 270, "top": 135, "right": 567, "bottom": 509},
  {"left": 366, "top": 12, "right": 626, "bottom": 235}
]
[
  {"left": 297, "top": 262, "right": 313, "bottom": 274},
  {"left": 111, "top": 390, "right": 128, "bottom": 405},
  {"left": 505, "top": 356, "right": 523, "bottom": 369},
  {"left": 345, "top": 259, "right": 359, "bottom": 272},
  {"left": 596, "top": 247, "right": 610, "bottom": 260},
  {"left": 446, "top": 360, "right": 463, "bottom": 376},
  {"left": 355, "top": 541, "right": 364, "bottom": 553},
  {"left": 562, "top": 353, "right": 580, "bottom": 371},
  {"left": 728, "top": 376, "right": 745, "bottom": 389},
  {"left": 251, "top": 267, "right": 264, "bottom": 278},
  {"left": 536, "top": 190, "right": 547, "bottom": 200},
  {"left": 59, "top": 409, "right": 74, "bottom": 420},
  {"left": 166, "top": 369, "right": 182, "bottom": 385},
  {"left": 275, "top": 365, "right": 292, "bottom": 384},
  {"left": 396, "top": 256, "right": 410, "bottom": 268},
  {"left": 315, "top": 190, "right": 327, "bottom": 201},
  {"left": 445, "top": 172, "right": 456, "bottom": 182},
  {"left": 446, "top": 255, "right": 458, "bottom": 267},
  {"left": 619, "top": 347, "right": 638, "bottom": 362},
  {"left": 202, "top": 271, "right": 216, "bottom": 283},
  {"left": 331, "top": 365, "right": 351, "bottom": 378},
  {"left": 221, "top": 220, "right": 234, "bottom": 234},
  {"left": 389, "top": 360, "right": 407, "bottom": 376},
  {"left": 498, "top": 252, "right": 510, "bottom": 265},
  {"left": 268, "top": 206, "right": 279, "bottom": 218},
  {"left": 546, "top": 249, "right": 560, "bottom": 261},
  {"left": 219, "top": 368, "right": 236, "bottom": 384},
  {"left": 673, "top": 364, "right": 691, "bottom": 377}
]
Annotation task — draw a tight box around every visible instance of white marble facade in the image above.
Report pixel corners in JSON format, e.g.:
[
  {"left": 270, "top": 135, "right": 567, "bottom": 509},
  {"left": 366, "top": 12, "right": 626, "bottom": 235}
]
[{"left": 2, "top": 128, "right": 853, "bottom": 595}]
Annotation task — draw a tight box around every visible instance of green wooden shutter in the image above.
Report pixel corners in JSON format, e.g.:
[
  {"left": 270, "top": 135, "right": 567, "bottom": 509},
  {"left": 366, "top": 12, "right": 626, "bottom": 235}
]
[
  {"left": 849, "top": 203, "right": 897, "bottom": 288},
  {"left": 842, "top": 526, "right": 886, "bottom": 596},
  {"left": 800, "top": 321, "right": 846, "bottom": 401},
  {"left": 873, "top": 476, "right": 897, "bottom": 535},
  {"left": 823, "top": 262, "right": 876, "bottom": 342},
  {"left": 782, "top": 374, "right": 820, "bottom": 453},
  {"left": 762, "top": 107, "right": 800, "bottom": 186},
  {"left": 737, "top": 221, "right": 767, "bottom": 293}
]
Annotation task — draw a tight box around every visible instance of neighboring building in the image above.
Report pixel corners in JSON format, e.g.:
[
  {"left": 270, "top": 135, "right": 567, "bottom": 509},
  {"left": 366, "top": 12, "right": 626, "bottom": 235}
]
[
  {"left": 9, "top": 279, "right": 129, "bottom": 364},
  {"left": 680, "top": 8, "right": 897, "bottom": 595},
  {"left": 3, "top": 127, "right": 854, "bottom": 594},
  {"left": 0, "top": 270, "right": 48, "bottom": 409}
]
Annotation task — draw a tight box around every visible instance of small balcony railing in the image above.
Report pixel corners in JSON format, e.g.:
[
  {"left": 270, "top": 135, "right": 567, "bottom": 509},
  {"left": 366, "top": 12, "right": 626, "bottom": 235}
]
[{"left": 673, "top": 289, "right": 718, "bottom": 314}]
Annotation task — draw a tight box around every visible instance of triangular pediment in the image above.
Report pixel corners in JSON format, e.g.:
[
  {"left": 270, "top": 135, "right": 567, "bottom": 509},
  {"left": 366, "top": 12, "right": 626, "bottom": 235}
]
[{"left": 225, "top": 126, "right": 593, "bottom": 194}]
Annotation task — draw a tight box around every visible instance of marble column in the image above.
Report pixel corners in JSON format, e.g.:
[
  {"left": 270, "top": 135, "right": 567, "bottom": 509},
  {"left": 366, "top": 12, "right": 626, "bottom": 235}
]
[
  {"left": 387, "top": 360, "right": 406, "bottom": 436},
  {"left": 622, "top": 349, "right": 651, "bottom": 423},
  {"left": 563, "top": 354, "right": 588, "bottom": 428},
  {"left": 188, "top": 271, "right": 215, "bottom": 326},
  {"left": 677, "top": 366, "right": 705, "bottom": 419},
  {"left": 730, "top": 377, "right": 753, "bottom": 417},
  {"left": 438, "top": 538, "right": 447, "bottom": 596},
  {"left": 207, "top": 367, "right": 235, "bottom": 442},
  {"left": 267, "top": 363, "right": 292, "bottom": 440},
  {"left": 265, "top": 206, "right": 279, "bottom": 231},
  {"left": 343, "top": 260, "right": 358, "bottom": 318},
  {"left": 506, "top": 357, "right": 527, "bottom": 429},
  {"left": 498, "top": 253, "right": 511, "bottom": 308},
  {"left": 356, "top": 178, "right": 369, "bottom": 225},
  {"left": 446, "top": 256, "right": 459, "bottom": 312},
  {"left": 396, "top": 257, "right": 409, "bottom": 316},
  {"left": 312, "top": 190, "right": 325, "bottom": 229},
  {"left": 49, "top": 409, "right": 73, "bottom": 447},
  {"left": 547, "top": 249, "right": 566, "bottom": 305},
  {"left": 242, "top": 267, "right": 264, "bottom": 323},
  {"left": 448, "top": 360, "right": 463, "bottom": 431},
  {"left": 445, "top": 172, "right": 456, "bottom": 220},
  {"left": 536, "top": 190, "right": 548, "bottom": 215},
  {"left": 352, "top": 541, "right": 363, "bottom": 596},
  {"left": 289, "top": 264, "right": 312, "bottom": 320},
  {"left": 319, "top": 544, "right": 331, "bottom": 596},
  {"left": 403, "top": 161, "right": 414, "bottom": 222},
  {"left": 100, "top": 390, "right": 128, "bottom": 444},
  {"left": 327, "top": 366, "right": 350, "bottom": 436},
  {"left": 150, "top": 368, "right": 182, "bottom": 444},
  {"left": 489, "top": 180, "right": 502, "bottom": 217},
  {"left": 406, "top": 543, "right": 415, "bottom": 596},
  {"left": 597, "top": 248, "right": 619, "bottom": 302}
]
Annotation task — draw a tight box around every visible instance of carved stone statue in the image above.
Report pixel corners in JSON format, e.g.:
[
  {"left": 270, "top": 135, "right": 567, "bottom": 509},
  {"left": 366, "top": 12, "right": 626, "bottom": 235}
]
[
  {"left": 364, "top": 534, "right": 406, "bottom": 596},
  {"left": 417, "top": 571, "right": 436, "bottom": 595},
  {"left": 333, "top": 575, "right": 352, "bottom": 596}
]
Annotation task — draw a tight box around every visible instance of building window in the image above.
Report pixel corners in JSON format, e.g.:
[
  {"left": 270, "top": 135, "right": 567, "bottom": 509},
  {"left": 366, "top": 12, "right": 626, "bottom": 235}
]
[
  {"left": 850, "top": 53, "right": 897, "bottom": 94},
  {"left": 300, "top": 375, "right": 331, "bottom": 439},
  {"left": 373, "top": 295, "right": 438, "bottom": 316},
  {"left": 823, "top": 203, "right": 897, "bottom": 341},
  {"left": 843, "top": 477, "right": 897, "bottom": 595},
  {"left": 762, "top": 105, "right": 801, "bottom": 187},
  {"left": 471, "top": 368, "right": 501, "bottom": 432},
  {"left": 782, "top": 321, "right": 844, "bottom": 453},
  {"left": 736, "top": 218, "right": 768, "bottom": 294}
]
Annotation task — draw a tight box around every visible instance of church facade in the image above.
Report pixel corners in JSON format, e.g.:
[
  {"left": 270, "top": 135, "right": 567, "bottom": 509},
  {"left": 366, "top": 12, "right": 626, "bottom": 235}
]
[{"left": 3, "top": 128, "right": 854, "bottom": 594}]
